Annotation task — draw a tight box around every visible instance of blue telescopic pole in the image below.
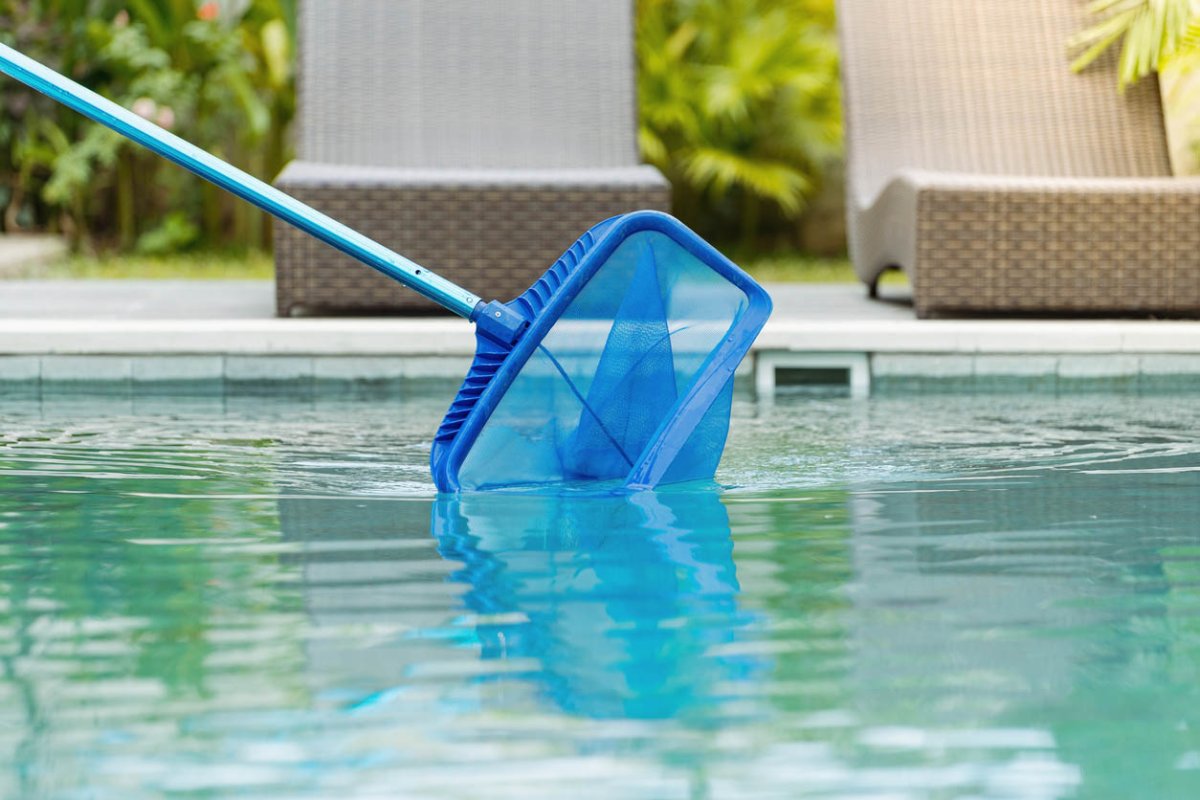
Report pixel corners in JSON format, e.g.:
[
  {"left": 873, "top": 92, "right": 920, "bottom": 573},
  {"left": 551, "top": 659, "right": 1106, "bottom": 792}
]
[{"left": 0, "top": 43, "right": 482, "bottom": 319}]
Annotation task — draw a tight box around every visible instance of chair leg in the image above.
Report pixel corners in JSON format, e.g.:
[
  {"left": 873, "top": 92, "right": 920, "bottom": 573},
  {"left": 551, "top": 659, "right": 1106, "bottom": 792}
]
[{"left": 867, "top": 277, "right": 879, "bottom": 299}]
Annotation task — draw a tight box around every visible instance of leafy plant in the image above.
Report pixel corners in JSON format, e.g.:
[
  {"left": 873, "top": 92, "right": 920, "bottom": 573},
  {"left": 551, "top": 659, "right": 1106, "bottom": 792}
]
[
  {"left": 1069, "top": 0, "right": 1196, "bottom": 89},
  {"left": 636, "top": 0, "right": 841, "bottom": 248},
  {"left": 0, "top": 0, "right": 295, "bottom": 253},
  {"left": 6, "top": 1, "right": 840, "bottom": 253},
  {"left": 135, "top": 210, "right": 200, "bottom": 254},
  {"left": 1068, "top": 0, "right": 1200, "bottom": 173}
]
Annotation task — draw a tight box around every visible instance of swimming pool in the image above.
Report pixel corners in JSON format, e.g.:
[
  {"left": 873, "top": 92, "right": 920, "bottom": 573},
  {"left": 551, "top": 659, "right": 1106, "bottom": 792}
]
[{"left": 1, "top": 387, "right": 1198, "bottom": 797}]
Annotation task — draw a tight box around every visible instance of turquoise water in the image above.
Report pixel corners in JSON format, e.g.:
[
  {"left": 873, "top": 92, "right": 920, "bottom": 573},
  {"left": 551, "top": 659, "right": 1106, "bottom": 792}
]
[{"left": 2, "top": 389, "right": 1200, "bottom": 798}]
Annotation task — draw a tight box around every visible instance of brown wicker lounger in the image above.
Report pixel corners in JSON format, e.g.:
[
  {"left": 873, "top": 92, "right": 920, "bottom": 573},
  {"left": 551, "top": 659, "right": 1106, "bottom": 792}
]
[
  {"left": 274, "top": 0, "right": 669, "bottom": 316},
  {"left": 837, "top": 0, "right": 1200, "bottom": 317}
]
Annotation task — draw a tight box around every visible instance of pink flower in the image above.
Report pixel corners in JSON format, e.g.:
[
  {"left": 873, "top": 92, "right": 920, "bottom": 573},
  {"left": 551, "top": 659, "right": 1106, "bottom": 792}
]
[
  {"left": 131, "top": 97, "right": 157, "bottom": 120},
  {"left": 155, "top": 106, "right": 176, "bottom": 130},
  {"left": 197, "top": 1, "right": 219, "bottom": 21}
]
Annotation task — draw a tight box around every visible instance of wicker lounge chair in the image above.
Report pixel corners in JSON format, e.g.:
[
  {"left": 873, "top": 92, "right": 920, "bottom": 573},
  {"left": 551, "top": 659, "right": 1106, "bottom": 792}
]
[
  {"left": 274, "top": 0, "right": 669, "bottom": 316},
  {"left": 838, "top": 0, "right": 1200, "bottom": 317}
]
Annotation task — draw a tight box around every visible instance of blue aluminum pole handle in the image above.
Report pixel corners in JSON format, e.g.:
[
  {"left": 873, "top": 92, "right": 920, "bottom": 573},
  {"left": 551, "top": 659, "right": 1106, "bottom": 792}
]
[{"left": 0, "top": 42, "right": 482, "bottom": 318}]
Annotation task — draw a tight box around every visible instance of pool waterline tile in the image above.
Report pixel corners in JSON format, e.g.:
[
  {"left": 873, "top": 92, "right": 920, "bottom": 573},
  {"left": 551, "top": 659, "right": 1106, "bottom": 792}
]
[
  {"left": 871, "top": 354, "right": 975, "bottom": 378},
  {"left": 973, "top": 373, "right": 1058, "bottom": 394},
  {"left": 312, "top": 357, "right": 409, "bottom": 399},
  {"left": 1136, "top": 374, "right": 1200, "bottom": 393},
  {"left": 225, "top": 356, "right": 315, "bottom": 381},
  {"left": 0, "top": 356, "right": 41, "bottom": 399},
  {"left": 133, "top": 356, "right": 225, "bottom": 383},
  {"left": 133, "top": 356, "right": 225, "bottom": 397},
  {"left": 1056, "top": 354, "right": 1141, "bottom": 395},
  {"left": 0, "top": 381, "right": 39, "bottom": 400},
  {"left": 1138, "top": 354, "right": 1200, "bottom": 392},
  {"left": 225, "top": 356, "right": 315, "bottom": 398},
  {"left": 401, "top": 356, "right": 475, "bottom": 379},
  {"left": 973, "top": 355, "right": 1059, "bottom": 376},
  {"left": 4, "top": 350, "right": 1200, "bottom": 399},
  {"left": 313, "top": 357, "right": 408, "bottom": 381},
  {"left": 41, "top": 355, "right": 133, "bottom": 382},
  {"left": 871, "top": 354, "right": 976, "bottom": 395},
  {"left": 1137, "top": 354, "right": 1200, "bottom": 374},
  {"left": 0, "top": 356, "right": 41, "bottom": 382},
  {"left": 313, "top": 377, "right": 408, "bottom": 401},
  {"left": 872, "top": 375, "right": 978, "bottom": 395},
  {"left": 41, "top": 356, "right": 133, "bottom": 396},
  {"left": 971, "top": 354, "right": 1059, "bottom": 394},
  {"left": 1056, "top": 354, "right": 1141, "bottom": 379}
]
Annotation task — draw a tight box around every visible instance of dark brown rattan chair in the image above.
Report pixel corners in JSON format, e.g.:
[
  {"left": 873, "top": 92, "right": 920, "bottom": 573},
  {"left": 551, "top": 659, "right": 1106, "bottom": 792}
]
[{"left": 274, "top": 0, "right": 669, "bottom": 316}]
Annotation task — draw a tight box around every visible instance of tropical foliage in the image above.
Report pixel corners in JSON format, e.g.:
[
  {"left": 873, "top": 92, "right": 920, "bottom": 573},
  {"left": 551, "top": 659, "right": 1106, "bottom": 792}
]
[
  {"left": 1068, "top": 0, "right": 1200, "bottom": 173},
  {"left": 636, "top": 0, "right": 841, "bottom": 248},
  {"left": 0, "top": 0, "right": 294, "bottom": 252},
  {"left": 1068, "top": 0, "right": 1198, "bottom": 89},
  {"left": 2, "top": 0, "right": 842, "bottom": 255}
]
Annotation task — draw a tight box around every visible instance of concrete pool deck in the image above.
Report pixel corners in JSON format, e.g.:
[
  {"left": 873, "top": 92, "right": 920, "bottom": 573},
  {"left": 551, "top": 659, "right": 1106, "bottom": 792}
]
[{"left": 3, "top": 280, "right": 1200, "bottom": 395}]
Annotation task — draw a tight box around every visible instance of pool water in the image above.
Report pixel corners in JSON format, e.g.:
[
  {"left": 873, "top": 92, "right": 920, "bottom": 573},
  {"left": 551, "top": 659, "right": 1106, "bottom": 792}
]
[{"left": 2, "top": 389, "right": 1199, "bottom": 798}]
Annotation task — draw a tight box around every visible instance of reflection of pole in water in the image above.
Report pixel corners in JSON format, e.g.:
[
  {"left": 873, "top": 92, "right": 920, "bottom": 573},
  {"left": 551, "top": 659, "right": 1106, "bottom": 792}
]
[{"left": 432, "top": 490, "right": 766, "bottom": 722}]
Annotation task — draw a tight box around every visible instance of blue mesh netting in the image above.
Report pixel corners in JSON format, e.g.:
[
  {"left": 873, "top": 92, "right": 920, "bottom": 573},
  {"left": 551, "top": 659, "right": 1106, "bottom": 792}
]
[{"left": 456, "top": 230, "right": 750, "bottom": 491}]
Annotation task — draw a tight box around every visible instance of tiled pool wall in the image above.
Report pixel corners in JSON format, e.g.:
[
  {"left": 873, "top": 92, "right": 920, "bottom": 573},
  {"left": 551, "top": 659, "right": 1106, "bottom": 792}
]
[
  {"left": 3, "top": 352, "right": 1200, "bottom": 398},
  {"left": 869, "top": 353, "right": 1200, "bottom": 394},
  {"left": 0, "top": 354, "right": 472, "bottom": 399}
]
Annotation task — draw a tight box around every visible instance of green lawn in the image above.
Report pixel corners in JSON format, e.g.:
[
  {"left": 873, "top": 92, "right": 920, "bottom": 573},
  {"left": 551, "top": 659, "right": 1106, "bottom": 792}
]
[
  {"left": 740, "top": 253, "right": 856, "bottom": 283},
  {"left": 19, "top": 249, "right": 904, "bottom": 286},
  {"left": 740, "top": 253, "right": 908, "bottom": 286},
  {"left": 30, "top": 251, "right": 274, "bottom": 280}
]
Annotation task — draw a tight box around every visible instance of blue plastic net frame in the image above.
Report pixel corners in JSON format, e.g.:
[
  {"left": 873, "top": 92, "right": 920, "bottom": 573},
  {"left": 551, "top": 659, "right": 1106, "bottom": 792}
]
[{"left": 430, "top": 211, "right": 772, "bottom": 493}]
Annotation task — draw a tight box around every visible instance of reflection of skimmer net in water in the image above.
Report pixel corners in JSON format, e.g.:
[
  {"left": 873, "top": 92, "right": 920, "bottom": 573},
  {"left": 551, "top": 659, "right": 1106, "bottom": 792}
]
[
  {"left": 419, "top": 490, "right": 764, "bottom": 721},
  {"left": 0, "top": 44, "right": 772, "bottom": 493}
]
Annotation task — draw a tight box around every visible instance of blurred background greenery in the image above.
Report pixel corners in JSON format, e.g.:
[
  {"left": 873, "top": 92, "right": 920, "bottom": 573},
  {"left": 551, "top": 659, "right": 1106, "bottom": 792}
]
[
  {"left": 637, "top": 0, "right": 842, "bottom": 253},
  {"left": 1068, "top": 0, "right": 1200, "bottom": 175},
  {"left": 0, "top": 0, "right": 295, "bottom": 258},
  {"left": 3, "top": 0, "right": 1197, "bottom": 281},
  {"left": 0, "top": 0, "right": 846, "bottom": 275}
]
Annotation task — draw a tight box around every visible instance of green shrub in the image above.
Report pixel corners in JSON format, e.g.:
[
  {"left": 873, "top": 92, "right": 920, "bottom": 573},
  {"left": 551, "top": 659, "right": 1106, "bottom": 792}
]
[
  {"left": 0, "top": 0, "right": 294, "bottom": 252},
  {"left": 1068, "top": 0, "right": 1200, "bottom": 174},
  {"left": 1069, "top": 0, "right": 1193, "bottom": 89},
  {"left": 637, "top": 0, "right": 842, "bottom": 248},
  {"left": 3, "top": 1, "right": 841, "bottom": 255}
]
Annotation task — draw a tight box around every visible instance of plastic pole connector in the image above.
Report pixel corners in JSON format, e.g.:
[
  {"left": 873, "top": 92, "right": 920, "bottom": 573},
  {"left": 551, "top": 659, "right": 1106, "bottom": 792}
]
[{"left": 472, "top": 300, "right": 530, "bottom": 347}]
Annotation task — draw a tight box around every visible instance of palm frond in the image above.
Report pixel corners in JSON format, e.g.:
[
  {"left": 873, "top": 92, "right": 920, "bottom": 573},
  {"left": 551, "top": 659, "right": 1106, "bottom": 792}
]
[
  {"left": 1180, "top": 12, "right": 1200, "bottom": 51},
  {"left": 1069, "top": 0, "right": 1192, "bottom": 88},
  {"left": 636, "top": 0, "right": 841, "bottom": 240},
  {"left": 682, "top": 147, "right": 811, "bottom": 214}
]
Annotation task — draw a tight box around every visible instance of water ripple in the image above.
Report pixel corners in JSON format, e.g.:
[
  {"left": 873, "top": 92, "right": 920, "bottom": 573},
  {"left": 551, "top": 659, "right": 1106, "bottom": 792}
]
[{"left": 0, "top": 393, "right": 1198, "bottom": 796}]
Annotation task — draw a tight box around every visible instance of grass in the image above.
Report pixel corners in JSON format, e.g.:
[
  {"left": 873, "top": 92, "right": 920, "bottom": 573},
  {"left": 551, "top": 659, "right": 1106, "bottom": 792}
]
[
  {"left": 20, "top": 250, "right": 275, "bottom": 280},
  {"left": 740, "top": 252, "right": 908, "bottom": 286},
  {"left": 12, "top": 248, "right": 905, "bottom": 286},
  {"left": 741, "top": 253, "right": 857, "bottom": 283}
]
